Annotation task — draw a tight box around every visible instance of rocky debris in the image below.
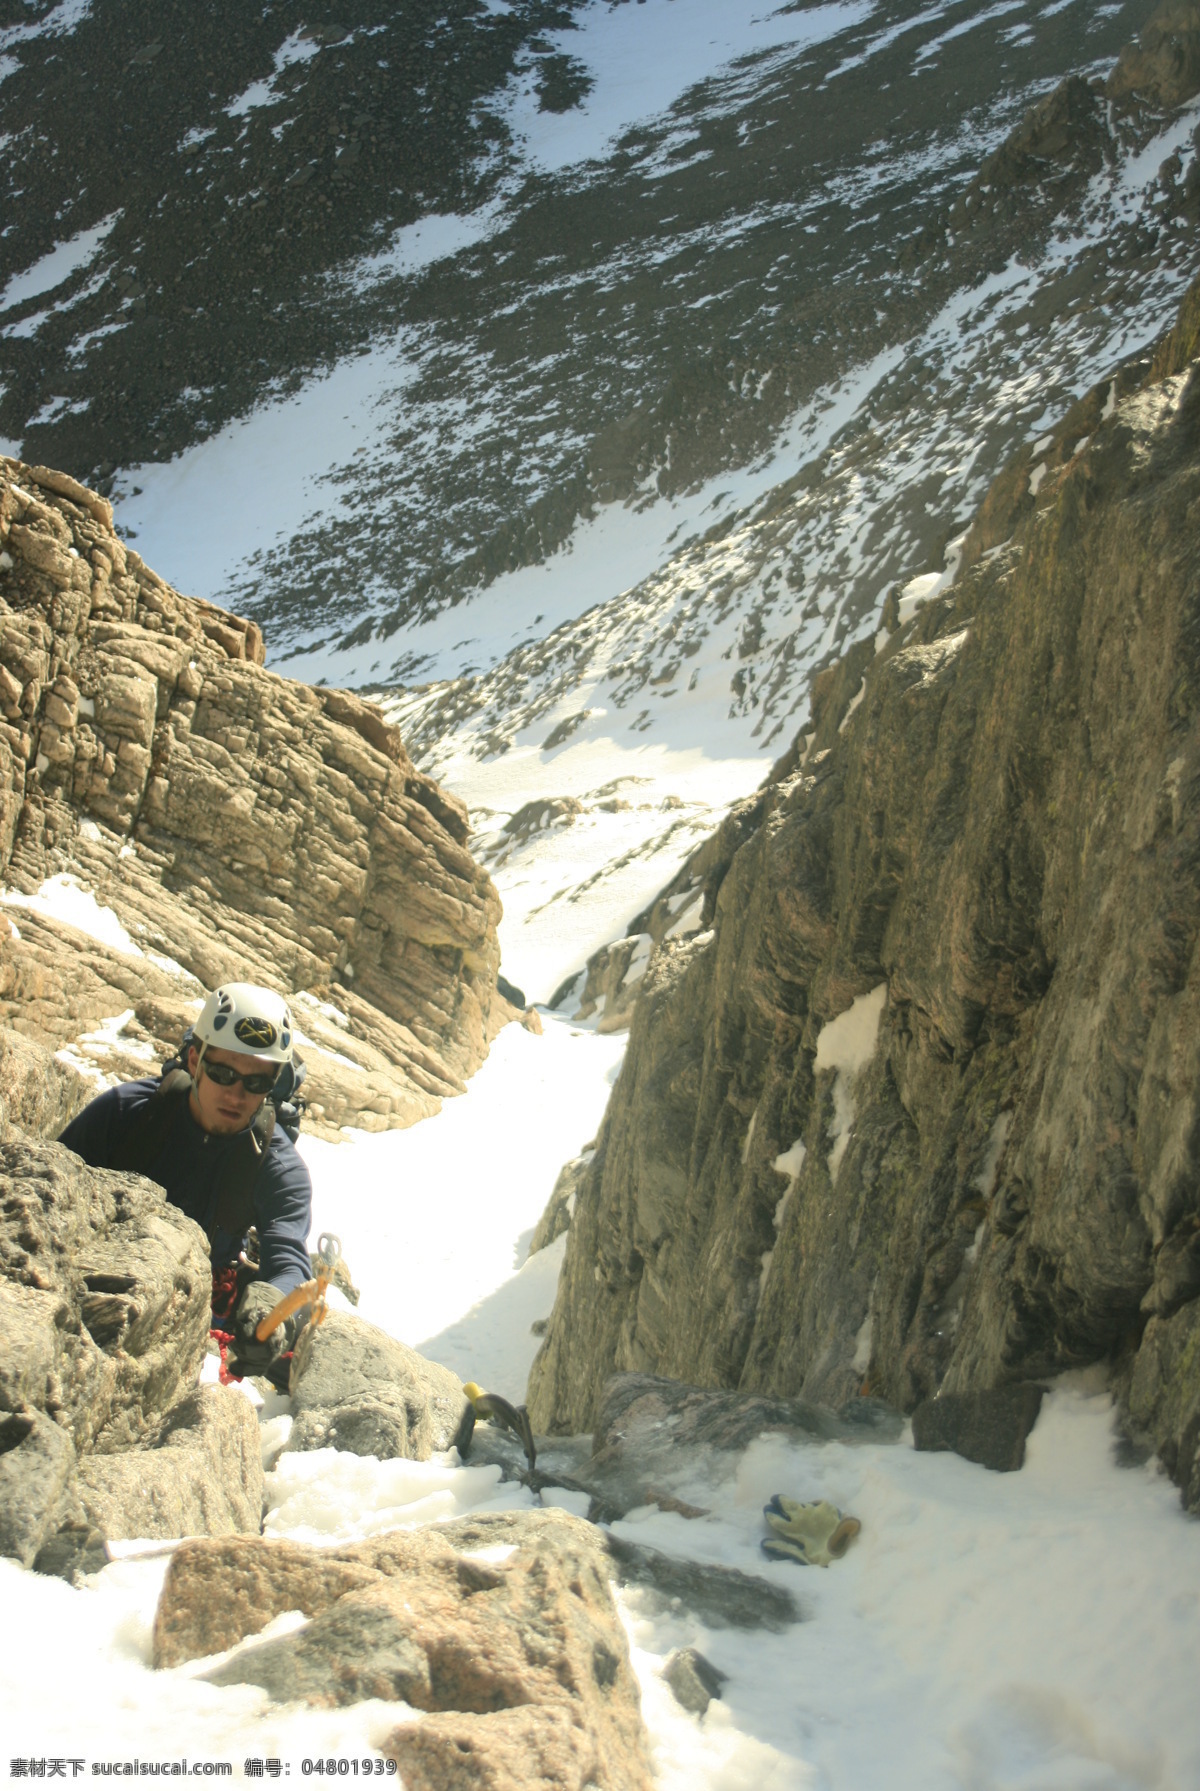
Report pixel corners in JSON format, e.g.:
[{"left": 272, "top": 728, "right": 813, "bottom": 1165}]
[
  {"left": 75, "top": 1384, "right": 263, "bottom": 1542},
  {"left": 0, "top": 1133, "right": 214, "bottom": 1562},
  {"left": 661, "top": 1648, "right": 728, "bottom": 1718},
  {"left": 603, "top": 1533, "right": 799, "bottom": 1633},
  {"left": 527, "top": 277, "right": 1200, "bottom": 1513},
  {"left": 173, "top": 1510, "right": 653, "bottom": 1789},
  {"left": 0, "top": 457, "right": 508, "bottom": 1138},
  {"left": 911, "top": 1386, "right": 1047, "bottom": 1474},
  {"left": 285, "top": 1310, "right": 468, "bottom": 1460}
]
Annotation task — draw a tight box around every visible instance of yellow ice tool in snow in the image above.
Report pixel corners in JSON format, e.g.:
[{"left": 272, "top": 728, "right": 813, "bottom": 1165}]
[
  {"left": 463, "top": 1381, "right": 537, "bottom": 1471},
  {"left": 761, "top": 1495, "right": 861, "bottom": 1567}
]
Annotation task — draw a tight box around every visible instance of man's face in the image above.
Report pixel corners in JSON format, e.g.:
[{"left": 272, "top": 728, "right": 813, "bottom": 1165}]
[{"left": 186, "top": 1043, "right": 276, "bottom": 1135}]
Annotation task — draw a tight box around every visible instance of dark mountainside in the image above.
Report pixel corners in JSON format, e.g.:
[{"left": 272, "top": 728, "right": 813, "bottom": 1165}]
[
  {"left": 1, "top": 0, "right": 1184, "bottom": 671},
  {"left": 528, "top": 254, "right": 1200, "bottom": 1512}
]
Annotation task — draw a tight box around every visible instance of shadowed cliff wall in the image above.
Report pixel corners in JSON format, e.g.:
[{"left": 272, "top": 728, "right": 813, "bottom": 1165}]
[{"left": 529, "top": 280, "right": 1200, "bottom": 1511}]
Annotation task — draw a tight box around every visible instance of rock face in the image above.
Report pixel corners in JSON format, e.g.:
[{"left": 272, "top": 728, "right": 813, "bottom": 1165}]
[
  {"left": 76, "top": 1384, "right": 263, "bottom": 1541},
  {"left": 0, "top": 455, "right": 509, "bottom": 1136},
  {"left": 529, "top": 279, "right": 1200, "bottom": 1510},
  {"left": 285, "top": 1309, "right": 467, "bottom": 1460},
  {"left": 0, "top": 1133, "right": 213, "bottom": 1561},
  {"left": 156, "top": 1510, "right": 653, "bottom": 1791}
]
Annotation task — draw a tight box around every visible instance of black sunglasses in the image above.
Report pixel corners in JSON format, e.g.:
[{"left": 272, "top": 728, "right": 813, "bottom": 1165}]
[{"left": 200, "top": 1059, "right": 277, "bottom": 1096}]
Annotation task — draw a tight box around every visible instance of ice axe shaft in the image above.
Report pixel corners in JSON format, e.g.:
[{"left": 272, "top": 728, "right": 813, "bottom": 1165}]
[{"left": 256, "top": 1233, "right": 342, "bottom": 1341}]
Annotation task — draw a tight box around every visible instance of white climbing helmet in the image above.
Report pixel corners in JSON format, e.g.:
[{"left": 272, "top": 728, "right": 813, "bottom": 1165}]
[{"left": 193, "top": 982, "right": 294, "bottom": 1064}]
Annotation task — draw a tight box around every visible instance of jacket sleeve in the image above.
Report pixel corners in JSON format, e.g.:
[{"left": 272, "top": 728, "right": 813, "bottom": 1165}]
[{"left": 252, "top": 1135, "right": 314, "bottom": 1294}]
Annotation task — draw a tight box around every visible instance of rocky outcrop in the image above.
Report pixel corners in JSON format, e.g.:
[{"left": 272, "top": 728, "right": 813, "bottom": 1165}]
[
  {"left": 528, "top": 278, "right": 1200, "bottom": 1510},
  {"left": 285, "top": 1309, "right": 467, "bottom": 1459},
  {"left": 1109, "top": 0, "right": 1200, "bottom": 108},
  {"left": 0, "top": 1133, "right": 213, "bottom": 1561},
  {"left": 155, "top": 1511, "right": 654, "bottom": 1791},
  {"left": 0, "top": 456, "right": 509, "bottom": 1136},
  {"left": 75, "top": 1384, "right": 263, "bottom": 1542}
]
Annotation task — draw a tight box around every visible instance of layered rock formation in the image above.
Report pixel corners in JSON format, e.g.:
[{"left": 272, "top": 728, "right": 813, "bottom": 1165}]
[
  {"left": 0, "top": 455, "right": 510, "bottom": 1135},
  {"left": 529, "top": 276, "right": 1200, "bottom": 1511}
]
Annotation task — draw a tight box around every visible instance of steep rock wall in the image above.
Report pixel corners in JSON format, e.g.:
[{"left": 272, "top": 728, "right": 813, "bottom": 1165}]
[
  {"left": 0, "top": 458, "right": 507, "bottom": 1134},
  {"left": 529, "top": 286, "right": 1200, "bottom": 1509}
]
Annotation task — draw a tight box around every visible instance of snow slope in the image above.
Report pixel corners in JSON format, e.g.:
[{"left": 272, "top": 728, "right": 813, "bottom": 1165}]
[{"left": 105, "top": 45, "right": 1200, "bottom": 1000}]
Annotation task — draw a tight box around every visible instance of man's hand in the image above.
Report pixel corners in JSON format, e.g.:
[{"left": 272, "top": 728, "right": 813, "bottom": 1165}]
[{"left": 227, "top": 1280, "right": 299, "bottom": 1378}]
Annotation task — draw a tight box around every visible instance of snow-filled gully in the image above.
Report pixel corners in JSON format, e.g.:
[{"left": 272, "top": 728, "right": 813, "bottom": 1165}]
[{"left": 5, "top": 935, "right": 1200, "bottom": 1784}]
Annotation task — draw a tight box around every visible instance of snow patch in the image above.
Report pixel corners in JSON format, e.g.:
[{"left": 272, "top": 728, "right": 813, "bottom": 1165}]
[
  {"left": 0, "top": 213, "right": 120, "bottom": 314},
  {"left": 496, "top": 0, "right": 873, "bottom": 177},
  {"left": 814, "top": 984, "right": 887, "bottom": 1179},
  {"left": 0, "top": 873, "right": 143, "bottom": 957},
  {"left": 226, "top": 30, "right": 320, "bottom": 117}
]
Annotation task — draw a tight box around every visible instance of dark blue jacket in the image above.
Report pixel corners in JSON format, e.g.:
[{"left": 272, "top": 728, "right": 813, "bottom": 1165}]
[{"left": 59, "top": 1077, "right": 313, "bottom": 1295}]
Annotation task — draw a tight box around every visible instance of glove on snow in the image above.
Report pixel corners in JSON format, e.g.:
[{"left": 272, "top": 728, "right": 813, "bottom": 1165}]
[
  {"left": 761, "top": 1494, "right": 861, "bottom": 1567},
  {"left": 228, "top": 1279, "right": 299, "bottom": 1377}
]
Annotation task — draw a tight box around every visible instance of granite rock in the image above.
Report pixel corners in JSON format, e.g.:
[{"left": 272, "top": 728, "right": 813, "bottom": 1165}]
[
  {"left": 286, "top": 1309, "right": 468, "bottom": 1460},
  {"left": 76, "top": 1384, "right": 263, "bottom": 1542},
  {"left": 182, "top": 1510, "right": 653, "bottom": 1790}
]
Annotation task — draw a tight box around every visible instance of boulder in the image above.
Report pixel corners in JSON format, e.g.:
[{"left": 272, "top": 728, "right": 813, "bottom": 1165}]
[
  {"left": 911, "top": 1384, "right": 1047, "bottom": 1473},
  {"left": 153, "top": 1535, "right": 383, "bottom": 1668},
  {"left": 177, "top": 1510, "right": 652, "bottom": 1790},
  {"left": 286, "top": 1310, "right": 468, "bottom": 1460},
  {"left": 603, "top": 1534, "right": 798, "bottom": 1633},
  {"left": 384, "top": 1707, "right": 614, "bottom": 1791},
  {"left": 661, "top": 1647, "right": 728, "bottom": 1718},
  {"left": 76, "top": 1384, "right": 264, "bottom": 1541},
  {"left": 0, "top": 1137, "right": 211, "bottom": 1458}
]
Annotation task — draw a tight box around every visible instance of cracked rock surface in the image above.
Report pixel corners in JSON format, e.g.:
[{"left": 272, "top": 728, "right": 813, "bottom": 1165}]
[
  {"left": 0, "top": 455, "right": 509, "bottom": 1134},
  {"left": 528, "top": 274, "right": 1200, "bottom": 1514}
]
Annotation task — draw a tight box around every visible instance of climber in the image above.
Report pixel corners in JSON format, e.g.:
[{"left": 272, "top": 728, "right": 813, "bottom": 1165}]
[{"left": 57, "top": 981, "right": 312, "bottom": 1386}]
